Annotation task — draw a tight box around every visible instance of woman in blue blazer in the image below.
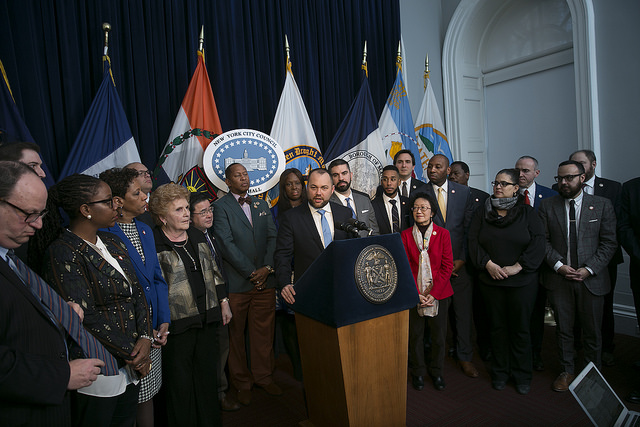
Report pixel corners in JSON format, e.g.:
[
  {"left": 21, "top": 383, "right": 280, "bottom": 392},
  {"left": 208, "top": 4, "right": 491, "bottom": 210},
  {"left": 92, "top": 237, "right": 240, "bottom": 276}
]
[{"left": 100, "top": 167, "right": 170, "bottom": 427}]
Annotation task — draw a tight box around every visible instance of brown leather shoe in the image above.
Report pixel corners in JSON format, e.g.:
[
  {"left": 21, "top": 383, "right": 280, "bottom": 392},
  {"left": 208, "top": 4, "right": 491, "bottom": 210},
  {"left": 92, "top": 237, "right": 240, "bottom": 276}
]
[
  {"left": 459, "top": 361, "right": 479, "bottom": 378},
  {"left": 552, "top": 372, "right": 575, "bottom": 392},
  {"left": 237, "top": 389, "right": 252, "bottom": 405},
  {"left": 258, "top": 382, "right": 283, "bottom": 396},
  {"left": 220, "top": 393, "right": 241, "bottom": 411}
]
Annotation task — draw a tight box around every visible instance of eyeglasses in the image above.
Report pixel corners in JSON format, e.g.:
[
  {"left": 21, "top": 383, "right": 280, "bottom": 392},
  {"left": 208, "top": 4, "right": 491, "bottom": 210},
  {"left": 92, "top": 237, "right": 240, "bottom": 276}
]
[
  {"left": 0, "top": 199, "right": 48, "bottom": 223},
  {"left": 554, "top": 174, "right": 583, "bottom": 183},
  {"left": 85, "top": 198, "right": 114, "bottom": 208},
  {"left": 192, "top": 207, "right": 213, "bottom": 216},
  {"left": 411, "top": 206, "right": 432, "bottom": 212},
  {"left": 491, "top": 181, "right": 517, "bottom": 188}
]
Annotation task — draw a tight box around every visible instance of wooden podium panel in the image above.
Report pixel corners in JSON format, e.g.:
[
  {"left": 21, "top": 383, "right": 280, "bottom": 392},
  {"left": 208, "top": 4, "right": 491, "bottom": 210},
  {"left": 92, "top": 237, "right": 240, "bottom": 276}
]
[{"left": 297, "top": 310, "right": 409, "bottom": 427}]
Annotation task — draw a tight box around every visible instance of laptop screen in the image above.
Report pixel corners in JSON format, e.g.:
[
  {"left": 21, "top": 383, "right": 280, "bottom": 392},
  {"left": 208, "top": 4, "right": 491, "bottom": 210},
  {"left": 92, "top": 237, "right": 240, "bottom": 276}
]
[{"left": 572, "top": 365, "right": 625, "bottom": 427}]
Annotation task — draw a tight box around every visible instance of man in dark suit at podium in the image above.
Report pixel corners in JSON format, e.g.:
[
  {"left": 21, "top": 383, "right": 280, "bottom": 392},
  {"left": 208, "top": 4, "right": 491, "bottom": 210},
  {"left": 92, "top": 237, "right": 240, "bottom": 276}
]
[{"left": 275, "top": 168, "right": 353, "bottom": 304}]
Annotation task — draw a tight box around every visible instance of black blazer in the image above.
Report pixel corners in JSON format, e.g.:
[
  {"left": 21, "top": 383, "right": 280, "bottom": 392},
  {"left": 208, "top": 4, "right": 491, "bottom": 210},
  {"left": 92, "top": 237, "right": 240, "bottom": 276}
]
[
  {"left": 0, "top": 257, "right": 72, "bottom": 425},
  {"left": 619, "top": 177, "right": 640, "bottom": 265},
  {"left": 371, "top": 194, "right": 411, "bottom": 235},
  {"left": 274, "top": 202, "right": 353, "bottom": 288}
]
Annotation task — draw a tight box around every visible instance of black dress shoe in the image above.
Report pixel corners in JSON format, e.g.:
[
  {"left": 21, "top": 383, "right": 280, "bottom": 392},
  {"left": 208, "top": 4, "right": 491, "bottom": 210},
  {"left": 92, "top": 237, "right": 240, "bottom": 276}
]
[
  {"left": 492, "top": 380, "right": 506, "bottom": 391},
  {"left": 627, "top": 390, "right": 640, "bottom": 404},
  {"left": 411, "top": 375, "right": 424, "bottom": 391},
  {"left": 516, "top": 384, "right": 531, "bottom": 395},
  {"left": 430, "top": 375, "right": 445, "bottom": 391}
]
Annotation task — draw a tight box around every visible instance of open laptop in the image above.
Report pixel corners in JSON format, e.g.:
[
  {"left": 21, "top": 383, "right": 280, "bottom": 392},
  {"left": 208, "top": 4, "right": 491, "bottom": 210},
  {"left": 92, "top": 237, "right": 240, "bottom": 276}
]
[{"left": 570, "top": 362, "right": 640, "bottom": 427}]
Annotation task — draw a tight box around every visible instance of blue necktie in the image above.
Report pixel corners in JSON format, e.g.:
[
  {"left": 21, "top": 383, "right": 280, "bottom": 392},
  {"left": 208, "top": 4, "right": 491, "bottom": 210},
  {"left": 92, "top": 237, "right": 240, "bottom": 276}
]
[
  {"left": 318, "top": 209, "right": 332, "bottom": 248},
  {"left": 345, "top": 197, "right": 356, "bottom": 219},
  {"left": 6, "top": 251, "right": 120, "bottom": 376}
]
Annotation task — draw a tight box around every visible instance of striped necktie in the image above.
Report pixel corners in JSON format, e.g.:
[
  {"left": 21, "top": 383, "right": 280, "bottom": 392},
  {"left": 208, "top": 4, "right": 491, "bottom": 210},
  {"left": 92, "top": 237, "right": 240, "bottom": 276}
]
[
  {"left": 345, "top": 197, "right": 356, "bottom": 219},
  {"left": 6, "top": 251, "right": 120, "bottom": 375},
  {"left": 389, "top": 199, "right": 400, "bottom": 233}
]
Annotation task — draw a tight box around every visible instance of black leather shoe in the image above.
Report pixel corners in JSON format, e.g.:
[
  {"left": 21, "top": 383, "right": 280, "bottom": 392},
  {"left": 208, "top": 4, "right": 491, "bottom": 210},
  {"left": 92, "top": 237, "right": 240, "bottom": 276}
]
[
  {"left": 516, "top": 384, "right": 531, "bottom": 395},
  {"left": 430, "top": 375, "right": 445, "bottom": 391},
  {"left": 411, "top": 375, "right": 424, "bottom": 391},
  {"left": 627, "top": 390, "right": 640, "bottom": 404},
  {"left": 492, "top": 380, "right": 506, "bottom": 391}
]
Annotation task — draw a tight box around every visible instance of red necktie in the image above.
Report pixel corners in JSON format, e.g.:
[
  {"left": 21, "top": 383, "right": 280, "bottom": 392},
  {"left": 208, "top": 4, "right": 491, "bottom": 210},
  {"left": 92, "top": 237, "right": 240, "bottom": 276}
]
[{"left": 524, "top": 189, "right": 531, "bottom": 206}]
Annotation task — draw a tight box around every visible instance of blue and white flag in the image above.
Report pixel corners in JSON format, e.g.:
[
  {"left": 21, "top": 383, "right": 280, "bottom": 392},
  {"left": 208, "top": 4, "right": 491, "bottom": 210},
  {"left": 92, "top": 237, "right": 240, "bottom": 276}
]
[
  {"left": 324, "top": 74, "right": 386, "bottom": 198},
  {"left": 267, "top": 58, "right": 323, "bottom": 206},
  {"left": 378, "top": 56, "right": 422, "bottom": 179},
  {"left": 415, "top": 77, "right": 453, "bottom": 165},
  {"left": 0, "top": 60, "right": 54, "bottom": 186},
  {"left": 60, "top": 57, "right": 140, "bottom": 179}
]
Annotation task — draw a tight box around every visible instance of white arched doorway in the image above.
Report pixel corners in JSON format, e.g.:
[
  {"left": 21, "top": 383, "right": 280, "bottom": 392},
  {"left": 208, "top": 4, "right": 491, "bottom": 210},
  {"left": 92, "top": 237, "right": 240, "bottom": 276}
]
[{"left": 443, "top": 0, "right": 599, "bottom": 190}]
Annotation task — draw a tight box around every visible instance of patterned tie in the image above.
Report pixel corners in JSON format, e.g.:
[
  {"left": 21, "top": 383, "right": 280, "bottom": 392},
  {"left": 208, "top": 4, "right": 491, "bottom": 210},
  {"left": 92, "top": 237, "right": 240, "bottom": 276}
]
[
  {"left": 437, "top": 187, "right": 447, "bottom": 222},
  {"left": 569, "top": 200, "right": 579, "bottom": 269},
  {"left": 524, "top": 189, "right": 531, "bottom": 206},
  {"left": 317, "top": 209, "right": 332, "bottom": 248},
  {"left": 345, "top": 197, "right": 356, "bottom": 219},
  {"left": 238, "top": 195, "right": 251, "bottom": 205},
  {"left": 389, "top": 199, "right": 400, "bottom": 233},
  {"left": 6, "top": 251, "right": 119, "bottom": 375},
  {"left": 402, "top": 181, "right": 408, "bottom": 198}
]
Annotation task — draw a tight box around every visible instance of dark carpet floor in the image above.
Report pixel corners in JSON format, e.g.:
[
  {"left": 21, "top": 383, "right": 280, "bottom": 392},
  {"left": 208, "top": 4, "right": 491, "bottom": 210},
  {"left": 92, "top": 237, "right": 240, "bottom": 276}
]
[{"left": 221, "top": 325, "right": 640, "bottom": 426}]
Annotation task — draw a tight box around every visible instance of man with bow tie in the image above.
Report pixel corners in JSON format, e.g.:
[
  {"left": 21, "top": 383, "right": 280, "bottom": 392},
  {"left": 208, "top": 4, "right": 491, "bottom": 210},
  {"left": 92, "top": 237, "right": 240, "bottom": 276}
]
[{"left": 213, "top": 163, "right": 280, "bottom": 406}]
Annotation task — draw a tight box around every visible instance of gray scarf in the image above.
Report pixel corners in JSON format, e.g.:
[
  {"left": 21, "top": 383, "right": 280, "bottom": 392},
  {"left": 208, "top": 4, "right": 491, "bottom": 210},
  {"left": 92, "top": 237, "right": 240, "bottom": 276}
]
[{"left": 486, "top": 195, "right": 519, "bottom": 212}]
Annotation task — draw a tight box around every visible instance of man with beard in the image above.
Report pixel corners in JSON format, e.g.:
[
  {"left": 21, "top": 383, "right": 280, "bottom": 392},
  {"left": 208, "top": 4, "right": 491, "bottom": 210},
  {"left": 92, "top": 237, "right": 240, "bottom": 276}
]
[
  {"left": 422, "top": 154, "right": 478, "bottom": 379},
  {"left": 275, "top": 168, "right": 353, "bottom": 304},
  {"left": 371, "top": 165, "right": 411, "bottom": 234},
  {"left": 539, "top": 160, "right": 617, "bottom": 392},
  {"left": 568, "top": 150, "right": 622, "bottom": 366},
  {"left": 328, "top": 159, "right": 379, "bottom": 236}
]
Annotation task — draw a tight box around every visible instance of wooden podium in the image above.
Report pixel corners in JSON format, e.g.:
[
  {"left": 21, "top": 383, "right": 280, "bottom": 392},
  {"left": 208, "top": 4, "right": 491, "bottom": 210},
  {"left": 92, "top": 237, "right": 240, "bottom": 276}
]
[{"left": 290, "top": 234, "right": 418, "bottom": 427}]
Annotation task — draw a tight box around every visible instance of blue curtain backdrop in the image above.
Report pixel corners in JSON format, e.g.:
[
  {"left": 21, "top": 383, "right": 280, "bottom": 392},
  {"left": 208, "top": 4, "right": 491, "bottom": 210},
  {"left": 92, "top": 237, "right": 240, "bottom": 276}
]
[{"left": 0, "top": 0, "right": 400, "bottom": 180}]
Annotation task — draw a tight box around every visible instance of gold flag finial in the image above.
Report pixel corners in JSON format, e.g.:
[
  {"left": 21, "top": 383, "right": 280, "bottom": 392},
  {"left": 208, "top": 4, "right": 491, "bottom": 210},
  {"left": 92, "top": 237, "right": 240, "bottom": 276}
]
[
  {"left": 102, "top": 23, "right": 111, "bottom": 57},
  {"left": 396, "top": 41, "right": 402, "bottom": 71},
  {"left": 361, "top": 41, "right": 368, "bottom": 78},
  {"left": 198, "top": 26, "right": 204, "bottom": 53},
  {"left": 424, "top": 53, "right": 430, "bottom": 90},
  {"left": 285, "top": 35, "right": 292, "bottom": 73}
]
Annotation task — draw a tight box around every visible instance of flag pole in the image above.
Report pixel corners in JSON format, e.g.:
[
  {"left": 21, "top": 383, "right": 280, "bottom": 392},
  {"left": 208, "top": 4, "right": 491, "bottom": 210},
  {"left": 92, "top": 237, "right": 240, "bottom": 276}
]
[
  {"left": 424, "top": 53, "right": 429, "bottom": 91},
  {"left": 361, "top": 41, "right": 368, "bottom": 78},
  {"left": 198, "top": 26, "right": 205, "bottom": 63},
  {"left": 396, "top": 41, "right": 402, "bottom": 72},
  {"left": 102, "top": 22, "right": 111, "bottom": 57},
  {"left": 285, "top": 35, "right": 291, "bottom": 72},
  {"left": 102, "top": 23, "right": 114, "bottom": 84}
]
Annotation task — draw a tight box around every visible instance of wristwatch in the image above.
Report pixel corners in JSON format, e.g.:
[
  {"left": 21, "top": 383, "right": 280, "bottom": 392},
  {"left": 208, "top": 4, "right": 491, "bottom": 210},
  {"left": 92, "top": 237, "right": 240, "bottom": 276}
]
[{"left": 264, "top": 265, "right": 274, "bottom": 274}]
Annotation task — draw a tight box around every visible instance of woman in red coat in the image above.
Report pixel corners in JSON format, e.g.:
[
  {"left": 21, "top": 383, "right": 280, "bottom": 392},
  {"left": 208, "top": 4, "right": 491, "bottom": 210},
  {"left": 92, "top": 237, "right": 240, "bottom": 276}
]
[{"left": 401, "top": 192, "right": 453, "bottom": 392}]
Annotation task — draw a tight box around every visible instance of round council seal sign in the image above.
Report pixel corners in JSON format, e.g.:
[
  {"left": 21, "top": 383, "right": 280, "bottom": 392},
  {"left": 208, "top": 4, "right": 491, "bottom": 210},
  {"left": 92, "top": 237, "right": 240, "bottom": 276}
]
[
  {"left": 354, "top": 245, "right": 398, "bottom": 304},
  {"left": 203, "top": 129, "right": 286, "bottom": 195}
]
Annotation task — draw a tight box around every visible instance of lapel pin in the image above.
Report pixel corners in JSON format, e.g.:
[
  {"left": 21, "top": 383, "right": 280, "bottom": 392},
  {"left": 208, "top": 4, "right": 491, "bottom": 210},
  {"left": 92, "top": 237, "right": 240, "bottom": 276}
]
[
  {"left": 589, "top": 206, "right": 594, "bottom": 210},
  {"left": 538, "top": 194, "right": 542, "bottom": 198},
  {"left": 451, "top": 189, "right": 455, "bottom": 194},
  {"left": 599, "top": 183, "right": 604, "bottom": 187},
  {"left": 432, "top": 230, "right": 437, "bottom": 235},
  {"left": 118, "top": 255, "right": 124, "bottom": 260},
  {"left": 142, "top": 230, "right": 146, "bottom": 235}
]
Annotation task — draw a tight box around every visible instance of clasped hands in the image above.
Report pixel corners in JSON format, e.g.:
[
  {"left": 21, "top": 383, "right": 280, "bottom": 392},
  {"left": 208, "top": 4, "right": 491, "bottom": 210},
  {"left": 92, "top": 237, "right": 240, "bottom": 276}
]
[
  {"left": 249, "top": 266, "right": 270, "bottom": 290},
  {"left": 486, "top": 260, "right": 522, "bottom": 280},
  {"left": 557, "top": 265, "right": 591, "bottom": 281}
]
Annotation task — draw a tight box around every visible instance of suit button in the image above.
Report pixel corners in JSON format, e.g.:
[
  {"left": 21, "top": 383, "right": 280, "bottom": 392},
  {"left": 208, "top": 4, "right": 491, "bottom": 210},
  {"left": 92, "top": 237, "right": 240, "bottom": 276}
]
[{"left": 59, "top": 352, "right": 66, "bottom": 359}]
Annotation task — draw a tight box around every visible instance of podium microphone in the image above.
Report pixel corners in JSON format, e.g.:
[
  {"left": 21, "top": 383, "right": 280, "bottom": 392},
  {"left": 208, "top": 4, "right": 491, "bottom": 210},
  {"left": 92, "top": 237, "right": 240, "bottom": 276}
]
[
  {"left": 334, "top": 218, "right": 360, "bottom": 237},
  {"left": 347, "top": 218, "right": 371, "bottom": 232}
]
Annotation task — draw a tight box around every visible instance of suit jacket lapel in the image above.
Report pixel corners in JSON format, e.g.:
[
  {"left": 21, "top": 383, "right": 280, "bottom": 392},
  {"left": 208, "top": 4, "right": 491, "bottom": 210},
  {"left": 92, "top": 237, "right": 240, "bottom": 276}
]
[
  {"left": 67, "top": 231, "right": 128, "bottom": 284},
  {"left": 578, "top": 194, "right": 595, "bottom": 239},
  {"left": 225, "top": 194, "right": 253, "bottom": 230},
  {"left": 303, "top": 205, "right": 324, "bottom": 251},
  {"left": 553, "top": 197, "right": 568, "bottom": 246}
]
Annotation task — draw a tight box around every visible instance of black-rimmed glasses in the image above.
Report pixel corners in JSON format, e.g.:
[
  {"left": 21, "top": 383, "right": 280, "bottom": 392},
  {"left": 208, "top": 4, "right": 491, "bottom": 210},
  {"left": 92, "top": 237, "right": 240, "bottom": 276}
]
[
  {"left": 554, "top": 174, "right": 583, "bottom": 183},
  {"left": 85, "top": 198, "right": 114, "bottom": 208},
  {"left": 0, "top": 199, "right": 48, "bottom": 223},
  {"left": 491, "top": 181, "right": 516, "bottom": 188},
  {"left": 192, "top": 207, "right": 213, "bottom": 216}
]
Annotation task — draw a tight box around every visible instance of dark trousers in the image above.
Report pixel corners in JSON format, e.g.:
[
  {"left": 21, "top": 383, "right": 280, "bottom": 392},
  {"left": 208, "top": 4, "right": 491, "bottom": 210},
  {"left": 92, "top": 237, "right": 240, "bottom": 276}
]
[
  {"left": 228, "top": 288, "right": 276, "bottom": 390},
  {"left": 71, "top": 382, "right": 140, "bottom": 427},
  {"left": 409, "top": 297, "right": 451, "bottom": 377},
  {"left": 601, "top": 263, "right": 618, "bottom": 353},
  {"left": 449, "top": 268, "right": 474, "bottom": 361},
  {"left": 480, "top": 282, "right": 537, "bottom": 385},
  {"left": 547, "top": 281, "right": 604, "bottom": 374},
  {"left": 216, "top": 322, "right": 229, "bottom": 399},
  {"left": 529, "top": 285, "right": 547, "bottom": 357},
  {"left": 630, "top": 260, "right": 640, "bottom": 329},
  {"left": 163, "top": 323, "right": 221, "bottom": 427}
]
